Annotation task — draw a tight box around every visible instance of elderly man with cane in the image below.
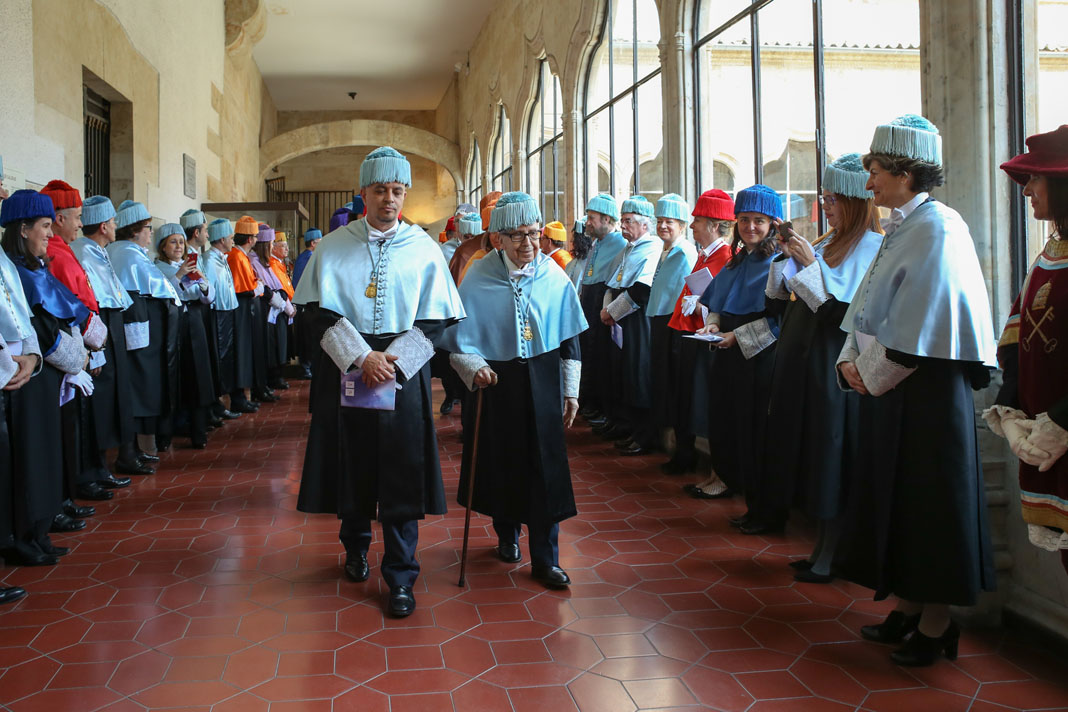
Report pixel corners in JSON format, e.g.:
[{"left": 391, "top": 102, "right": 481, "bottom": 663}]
[{"left": 444, "top": 191, "right": 587, "bottom": 589}]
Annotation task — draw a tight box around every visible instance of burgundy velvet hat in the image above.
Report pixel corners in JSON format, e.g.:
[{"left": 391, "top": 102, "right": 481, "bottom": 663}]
[{"left": 1000, "top": 125, "right": 1068, "bottom": 186}]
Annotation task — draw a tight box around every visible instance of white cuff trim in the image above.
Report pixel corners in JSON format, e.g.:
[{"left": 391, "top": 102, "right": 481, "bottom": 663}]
[
  {"left": 45, "top": 330, "right": 88, "bottom": 375},
  {"left": 605, "top": 292, "right": 639, "bottom": 322},
  {"left": 125, "top": 321, "right": 150, "bottom": 351},
  {"left": 561, "top": 359, "right": 581, "bottom": 399},
  {"left": 321, "top": 317, "right": 372, "bottom": 373},
  {"left": 734, "top": 318, "right": 776, "bottom": 360},
  {"left": 83, "top": 313, "right": 108, "bottom": 351},
  {"left": 765, "top": 259, "right": 790, "bottom": 299},
  {"left": 787, "top": 261, "right": 830, "bottom": 312},
  {"left": 450, "top": 352, "right": 489, "bottom": 391},
  {"left": 855, "top": 339, "right": 916, "bottom": 396},
  {"left": 0, "top": 348, "right": 17, "bottom": 388},
  {"left": 1028, "top": 524, "right": 1068, "bottom": 552}
]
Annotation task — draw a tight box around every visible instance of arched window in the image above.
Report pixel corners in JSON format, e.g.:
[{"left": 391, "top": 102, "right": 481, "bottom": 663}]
[
  {"left": 467, "top": 139, "right": 482, "bottom": 206},
  {"left": 583, "top": 0, "right": 662, "bottom": 206},
  {"left": 490, "top": 104, "right": 513, "bottom": 192},
  {"left": 693, "top": 0, "right": 921, "bottom": 240},
  {"left": 526, "top": 60, "right": 564, "bottom": 223}
]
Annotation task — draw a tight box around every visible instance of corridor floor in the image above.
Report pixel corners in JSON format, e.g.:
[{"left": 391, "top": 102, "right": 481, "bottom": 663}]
[{"left": 1, "top": 381, "right": 1067, "bottom": 712}]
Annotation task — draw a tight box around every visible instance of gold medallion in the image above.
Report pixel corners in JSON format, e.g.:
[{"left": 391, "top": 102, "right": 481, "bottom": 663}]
[
  {"left": 523, "top": 324, "right": 534, "bottom": 341},
  {"left": 365, "top": 282, "right": 377, "bottom": 298}
]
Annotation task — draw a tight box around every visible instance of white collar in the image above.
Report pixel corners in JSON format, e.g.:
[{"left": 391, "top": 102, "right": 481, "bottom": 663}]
[
  {"left": 699, "top": 238, "right": 727, "bottom": 258},
  {"left": 367, "top": 222, "right": 400, "bottom": 242},
  {"left": 502, "top": 252, "right": 536, "bottom": 280},
  {"left": 891, "top": 192, "right": 929, "bottom": 223},
  {"left": 545, "top": 247, "right": 560, "bottom": 257}
]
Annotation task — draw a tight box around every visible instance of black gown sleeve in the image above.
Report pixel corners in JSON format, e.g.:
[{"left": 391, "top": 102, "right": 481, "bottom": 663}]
[
  {"left": 560, "top": 334, "right": 581, "bottom": 361},
  {"left": 994, "top": 344, "right": 1020, "bottom": 409},
  {"left": 814, "top": 297, "right": 850, "bottom": 326},
  {"left": 626, "top": 282, "right": 652, "bottom": 309},
  {"left": 30, "top": 305, "right": 64, "bottom": 356}
]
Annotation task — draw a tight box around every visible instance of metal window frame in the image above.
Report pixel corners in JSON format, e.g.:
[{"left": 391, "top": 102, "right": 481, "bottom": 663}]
[
  {"left": 1006, "top": 0, "right": 1027, "bottom": 294},
  {"left": 492, "top": 104, "right": 513, "bottom": 192},
  {"left": 526, "top": 61, "right": 566, "bottom": 221}
]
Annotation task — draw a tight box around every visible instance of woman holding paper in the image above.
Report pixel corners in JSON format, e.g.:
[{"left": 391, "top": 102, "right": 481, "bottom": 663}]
[
  {"left": 666, "top": 189, "right": 733, "bottom": 481},
  {"left": 834, "top": 115, "right": 996, "bottom": 667},
  {"left": 758, "top": 154, "right": 882, "bottom": 578},
  {"left": 695, "top": 185, "right": 781, "bottom": 517}
]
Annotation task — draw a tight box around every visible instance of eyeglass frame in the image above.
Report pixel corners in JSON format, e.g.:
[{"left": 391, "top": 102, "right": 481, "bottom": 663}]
[{"left": 499, "top": 228, "right": 543, "bottom": 244}]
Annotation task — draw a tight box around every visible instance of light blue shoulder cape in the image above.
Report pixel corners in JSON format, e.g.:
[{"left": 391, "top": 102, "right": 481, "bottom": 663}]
[
  {"left": 441, "top": 252, "right": 587, "bottom": 361},
  {"left": 293, "top": 220, "right": 465, "bottom": 335},
  {"left": 106, "top": 240, "right": 180, "bottom": 304},
  {"left": 814, "top": 229, "right": 882, "bottom": 304},
  {"left": 604, "top": 234, "right": 661, "bottom": 290},
  {"left": 70, "top": 237, "right": 133, "bottom": 310},
  {"left": 841, "top": 200, "right": 996, "bottom": 365},
  {"left": 203, "top": 248, "right": 238, "bottom": 311},
  {"left": 0, "top": 252, "right": 36, "bottom": 342},
  {"left": 648, "top": 240, "right": 698, "bottom": 316},
  {"left": 581, "top": 231, "right": 626, "bottom": 285}
]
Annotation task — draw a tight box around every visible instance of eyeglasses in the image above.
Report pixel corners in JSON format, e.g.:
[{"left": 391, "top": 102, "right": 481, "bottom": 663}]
[
  {"left": 817, "top": 195, "right": 838, "bottom": 207},
  {"left": 501, "top": 230, "right": 541, "bottom": 244},
  {"left": 620, "top": 217, "right": 640, "bottom": 226}
]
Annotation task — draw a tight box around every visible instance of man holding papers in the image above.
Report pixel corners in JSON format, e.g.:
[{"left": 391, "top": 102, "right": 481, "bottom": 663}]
[
  {"left": 293, "top": 147, "right": 465, "bottom": 617},
  {"left": 443, "top": 191, "right": 587, "bottom": 589},
  {"left": 594, "top": 196, "right": 661, "bottom": 452}
]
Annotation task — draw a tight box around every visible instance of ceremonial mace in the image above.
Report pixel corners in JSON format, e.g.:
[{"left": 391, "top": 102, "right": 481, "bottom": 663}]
[{"left": 457, "top": 388, "right": 485, "bottom": 587}]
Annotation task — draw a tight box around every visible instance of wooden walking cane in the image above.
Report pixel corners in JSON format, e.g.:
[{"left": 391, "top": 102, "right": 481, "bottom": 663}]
[{"left": 457, "top": 388, "right": 485, "bottom": 587}]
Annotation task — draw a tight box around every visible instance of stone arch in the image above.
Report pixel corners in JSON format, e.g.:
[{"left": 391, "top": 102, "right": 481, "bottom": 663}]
[{"left": 260, "top": 120, "right": 464, "bottom": 192}]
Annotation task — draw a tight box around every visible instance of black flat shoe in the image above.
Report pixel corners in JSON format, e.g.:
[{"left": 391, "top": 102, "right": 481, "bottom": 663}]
[
  {"left": 613, "top": 437, "right": 637, "bottom": 450},
  {"left": 861, "top": 610, "right": 921, "bottom": 644},
  {"left": 219, "top": 409, "right": 241, "bottom": 420},
  {"left": 0, "top": 587, "right": 27, "bottom": 605},
  {"left": 619, "top": 442, "right": 651, "bottom": 456},
  {"left": 682, "top": 483, "right": 734, "bottom": 500},
  {"left": 439, "top": 398, "right": 457, "bottom": 415},
  {"left": 115, "top": 459, "right": 154, "bottom": 476},
  {"left": 890, "top": 622, "right": 960, "bottom": 666},
  {"left": 496, "top": 544, "right": 521, "bottom": 564},
  {"left": 728, "top": 512, "right": 752, "bottom": 528},
  {"left": 578, "top": 406, "right": 600, "bottom": 419},
  {"left": 531, "top": 565, "right": 571, "bottom": 590},
  {"left": 793, "top": 569, "right": 834, "bottom": 584},
  {"left": 98, "top": 473, "right": 132, "bottom": 488},
  {"left": 137, "top": 451, "right": 160, "bottom": 463},
  {"left": 789, "top": 559, "right": 813, "bottom": 571},
  {"left": 388, "top": 586, "right": 416, "bottom": 617},
  {"left": 51, "top": 513, "right": 87, "bottom": 533},
  {"left": 231, "top": 401, "right": 259, "bottom": 414},
  {"left": 252, "top": 389, "right": 280, "bottom": 403},
  {"left": 62, "top": 500, "right": 95, "bottom": 519},
  {"left": 76, "top": 482, "right": 114, "bottom": 501},
  {"left": 344, "top": 554, "right": 369, "bottom": 582}
]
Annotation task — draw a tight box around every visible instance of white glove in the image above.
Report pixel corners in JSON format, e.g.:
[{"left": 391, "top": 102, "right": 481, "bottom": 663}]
[
  {"left": 269, "top": 291, "right": 287, "bottom": 310},
  {"left": 1003, "top": 417, "right": 1048, "bottom": 467},
  {"left": 1024, "top": 412, "right": 1068, "bottom": 473},
  {"left": 283, "top": 301, "right": 296, "bottom": 318},
  {"left": 69, "top": 369, "right": 95, "bottom": 397},
  {"left": 981, "top": 405, "right": 1028, "bottom": 438},
  {"left": 680, "top": 294, "right": 701, "bottom": 316},
  {"left": 254, "top": 282, "right": 264, "bottom": 297}
]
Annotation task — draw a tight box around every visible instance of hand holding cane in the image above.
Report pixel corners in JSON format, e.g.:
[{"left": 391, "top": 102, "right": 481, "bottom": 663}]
[{"left": 457, "top": 387, "right": 485, "bottom": 587}]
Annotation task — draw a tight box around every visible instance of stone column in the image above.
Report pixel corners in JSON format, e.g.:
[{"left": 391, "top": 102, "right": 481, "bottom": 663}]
[
  {"left": 659, "top": 28, "right": 694, "bottom": 202},
  {"left": 562, "top": 107, "right": 582, "bottom": 228}
]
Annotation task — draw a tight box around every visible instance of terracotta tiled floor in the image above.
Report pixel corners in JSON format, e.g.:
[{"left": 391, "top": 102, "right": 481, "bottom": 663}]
[{"left": 2, "top": 381, "right": 1068, "bottom": 711}]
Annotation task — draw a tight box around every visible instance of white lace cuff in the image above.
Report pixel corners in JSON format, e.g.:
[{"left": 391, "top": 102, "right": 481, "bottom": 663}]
[
  {"left": 0, "top": 347, "right": 17, "bottom": 388},
  {"left": 22, "top": 332, "right": 41, "bottom": 359},
  {"left": 605, "top": 292, "right": 639, "bottom": 322},
  {"left": 450, "top": 352, "right": 489, "bottom": 391},
  {"left": 787, "top": 261, "right": 830, "bottom": 312},
  {"left": 765, "top": 259, "right": 790, "bottom": 299},
  {"left": 1028, "top": 524, "right": 1068, "bottom": 552},
  {"left": 83, "top": 312, "right": 108, "bottom": 351},
  {"left": 321, "top": 317, "right": 372, "bottom": 373},
  {"left": 835, "top": 332, "right": 860, "bottom": 391},
  {"left": 734, "top": 318, "right": 776, "bottom": 360},
  {"left": 561, "top": 359, "right": 581, "bottom": 399},
  {"left": 125, "top": 321, "right": 150, "bottom": 351},
  {"left": 45, "top": 330, "right": 88, "bottom": 375},
  {"left": 855, "top": 338, "right": 916, "bottom": 396}
]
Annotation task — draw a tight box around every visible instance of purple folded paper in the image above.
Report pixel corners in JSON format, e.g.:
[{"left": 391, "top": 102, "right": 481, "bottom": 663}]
[{"left": 340, "top": 369, "right": 396, "bottom": 410}]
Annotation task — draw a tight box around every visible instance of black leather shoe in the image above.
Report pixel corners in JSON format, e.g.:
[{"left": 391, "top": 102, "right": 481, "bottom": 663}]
[
  {"left": 209, "top": 416, "right": 224, "bottom": 428},
  {"left": 138, "top": 451, "right": 160, "bottom": 463},
  {"left": 890, "top": 622, "right": 960, "bottom": 666},
  {"left": 252, "top": 390, "right": 280, "bottom": 403},
  {"left": 613, "top": 437, "right": 636, "bottom": 450},
  {"left": 496, "top": 544, "right": 521, "bottom": 564},
  {"left": 439, "top": 398, "right": 458, "bottom": 415},
  {"left": 115, "top": 459, "right": 154, "bottom": 476},
  {"left": 585, "top": 416, "right": 609, "bottom": 427},
  {"left": 270, "top": 378, "right": 290, "bottom": 390},
  {"left": 231, "top": 400, "right": 259, "bottom": 414},
  {"left": 619, "top": 442, "right": 650, "bottom": 456},
  {"left": 794, "top": 569, "right": 834, "bottom": 584},
  {"left": 191, "top": 439, "right": 208, "bottom": 450},
  {"left": 51, "top": 513, "right": 87, "bottom": 533},
  {"left": 76, "top": 482, "right": 114, "bottom": 501},
  {"left": 531, "top": 565, "right": 571, "bottom": 589},
  {"left": 578, "top": 406, "right": 599, "bottom": 419},
  {"left": 62, "top": 500, "right": 95, "bottom": 519},
  {"left": 789, "top": 559, "right": 814, "bottom": 571},
  {"left": 597, "top": 426, "right": 632, "bottom": 442},
  {"left": 98, "top": 473, "right": 132, "bottom": 488},
  {"left": 39, "top": 541, "right": 70, "bottom": 557},
  {"left": 738, "top": 520, "right": 785, "bottom": 536},
  {"left": 219, "top": 409, "right": 241, "bottom": 420},
  {"left": 861, "top": 610, "right": 921, "bottom": 644},
  {"left": 682, "top": 483, "right": 734, "bottom": 500},
  {"left": 344, "top": 554, "right": 369, "bottom": 583},
  {"left": 299, "top": 365, "right": 314, "bottom": 380},
  {"left": 590, "top": 420, "right": 616, "bottom": 435},
  {"left": 155, "top": 438, "right": 172, "bottom": 452},
  {"left": 0, "top": 587, "right": 27, "bottom": 605},
  {"left": 388, "top": 586, "right": 416, "bottom": 617},
  {"left": 0, "top": 548, "right": 58, "bottom": 567},
  {"left": 728, "top": 513, "right": 752, "bottom": 528}
]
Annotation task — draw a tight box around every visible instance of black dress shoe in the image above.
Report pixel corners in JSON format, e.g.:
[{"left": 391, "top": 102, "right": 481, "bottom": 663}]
[
  {"left": 209, "top": 416, "right": 224, "bottom": 428},
  {"left": 231, "top": 401, "right": 259, "bottom": 414},
  {"left": 0, "top": 587, "right": 27, "bottom": 605},
  {"left": 613, "top": 437, "right": 636, "bottom": 450},
  {"left": 344, "top": 554, "right": 369, "bottom": 582},
  {"left": 619, "top": 442, "right": 650, "bottom": 456},
  {"left": 586, "top": 416, "right": 608, "bottom": 427},
  {"left": 861, "top": 610, "right": 921, "bottom": 644},
  {"left": 590, "top": 420, "right": 615, "bottom": 435},
  {"left": 299, "top": 365, "right": 314, "bottom": 380},
  {"left": 62, "top": 500, "right": 95, "bottom": 519},
  {"left": 728, "top": 512, "right": 752, "bottom": 528},
  {"left": 531, "top": 565, "right": 571, "bottom": 589},
  {"left": 51, "top": 513, "right": 87, "bottom": 533},
  {"left": 270, "top": 378, "right": 290, "bottom": 390},
  {"left": 738, "top": 520, "right": 785, "bottom": 536},
  {"left": 138, "top": 451, "right": 160, "bottom": 463},
  {"left": 578, "top": 406, "right": 599, "bottom": 418},
  {"left": 682, "top": 483, "right": 734, "bottom": 500},
  {"left": 115, "top": 459, "right": 154, "bottom": 476},
  {"left": 219, "top": 409, "right": 241, "bottom": 420},
  {"left": 98, "top": 473, "right": 132, "bottom": 488},
  {"left": 76, "top": 482, "right": 114, "bottom": 501},
  {"left": 0, "top": 548, "right": 58, "bottom": 567},
  {"left": 439, "top": 398, "right": 457, "bottom": 415},
  {"left": 252, "top": 390, "right": 280, "bottom": 403},
  {"left": 191, "top": 438, "right": 208, "bottom": 450},
  {"left": 789, "top": 559, "right": 813, "bottom": 571},
  {"left": 39, "top": 541, "right": 70, "bottom": 557},
  {"left": 496, "top": 544, "right": 521, "bottom": 564},
  {"left": 794, "top": 569, "right": 834, "bottom": 584},
  {"left": 388, "top": 586, "right": 416, "bottom": 617},
  {"left": 890, "top": 622, "right": 960, "bottom": 666},
  {"left": 156, "top": 438, "right": 172, "bottom": 452}
]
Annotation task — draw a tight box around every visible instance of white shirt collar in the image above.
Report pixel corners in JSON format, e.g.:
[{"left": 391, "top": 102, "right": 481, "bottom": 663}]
[
  {"left": 699, "top": 238, "right": 726, "bottom": 258},
  {"left": 502, "top": 252, "right": 536, "bottom": 280},
  {"left": 892, "top": 192, "right": 929, "bottom": 223},
  {"left": 367, "top": 222, "right": 400, "bottom": 243}
]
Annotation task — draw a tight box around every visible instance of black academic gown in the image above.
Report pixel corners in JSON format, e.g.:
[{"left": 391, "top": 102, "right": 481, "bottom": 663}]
[
  {"left": 210, "top": 307, "right": 236, "bottom": 395},
  {"left": 297, "top": 308, "right": 451, "bottom": 522},
  {"left": 124, "top": 293, "right": 180, "bottom": 432},
  {"left": 673, "top": 336, "right": 713, "bottom": 442},
  {"left": 0, "top": 390, "right": 12, "bottom": 550},
  {"left": 605, "top": 282, "right": 653, "bottom": 414},
  {"left": 456, "top": 340, "right": 580, "bottom": 525},
  {"left": 762, "top": 296, "right": 858, "bottom": 520},
  {"left": 579, "top": 282, "right": 609, "bottom": 410},
  {"left": 90, "top": 307, "right": 133, "bottom": 449},
  {"left": 649, "top": 315, "right": 679, "bottom": 427},
  {"left": 833, "top": 357, "right": 996, "bottom": 606},
  {"left": 250, "top": 293, "right": 269, "bottom": 389},
  {"left": 178, "top": 300, "right": 217, "bottom": 409},
  {"left": 231, "top": 291, "right": 255, "bottom": 390}
]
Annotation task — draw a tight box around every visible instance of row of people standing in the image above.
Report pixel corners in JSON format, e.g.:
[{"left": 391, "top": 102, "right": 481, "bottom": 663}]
[{"left": 574, "top": 114, "right": 1003, "bottom": 668}]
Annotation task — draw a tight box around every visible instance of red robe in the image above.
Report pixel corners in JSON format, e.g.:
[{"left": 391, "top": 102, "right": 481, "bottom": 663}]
[
  {"left": 667, "top": 240, "right": 731, "bottom": 333},
  {"left": 47, "top": 237, "right": 99, "bottom": 313}
]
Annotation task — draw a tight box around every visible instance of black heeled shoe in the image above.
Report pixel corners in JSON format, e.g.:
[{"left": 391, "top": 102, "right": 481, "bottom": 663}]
[
  {"left": 890, "top": 621, "right": 960, "bottom": 666},
  {"left": 860, "top": 610, "right": 921, "bottom": 644}
]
